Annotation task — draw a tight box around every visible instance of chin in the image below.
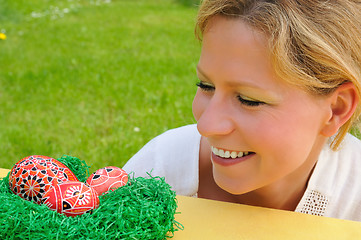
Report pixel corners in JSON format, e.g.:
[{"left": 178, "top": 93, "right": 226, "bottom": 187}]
[{"left": 213, "top": 175, "right": 250, "bottom": 195}]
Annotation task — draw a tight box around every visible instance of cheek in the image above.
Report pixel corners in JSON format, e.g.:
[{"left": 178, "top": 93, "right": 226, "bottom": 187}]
[{"left": 245, "top": 107, "right": 324, "bottom": 160}]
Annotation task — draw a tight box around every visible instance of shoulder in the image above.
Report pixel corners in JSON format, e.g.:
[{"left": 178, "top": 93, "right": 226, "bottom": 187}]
[
  {"left": 297, "top": 134, "right": 361, "bottom": 221},
  {"left": 124, "top": 124, "right": 200, "bottom": 169},
  {"left": 138, "top": 124, "right": 201, "bottom": 152},
  {"left": 154, "top": 124, "right": 201, "bottom": 144},
  {"left": 123, "top": 124, "right": 201, "bottom": 196}
]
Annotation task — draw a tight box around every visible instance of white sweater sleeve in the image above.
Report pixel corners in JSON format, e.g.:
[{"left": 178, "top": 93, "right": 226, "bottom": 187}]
[{"left": 123, "top": 124, "right": 201, "bottom": 197}]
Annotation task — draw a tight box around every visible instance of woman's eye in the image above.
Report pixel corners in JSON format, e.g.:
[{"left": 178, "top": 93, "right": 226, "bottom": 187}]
[
  {"left": 237, "top": 95, "right": 266, "bottom": 107},
  {"left": 196, "top": 81, "right": 215, "bottom": 92},
  {"left": 196, "top": 81, "right": 265, "bottom": 107}
]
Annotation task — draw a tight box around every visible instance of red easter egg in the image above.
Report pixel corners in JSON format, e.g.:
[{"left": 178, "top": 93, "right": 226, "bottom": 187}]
[
  {"left": 8, "top": 155, "right": 78, "bottom": 204},
  {"left": 42, "top": 181, "right": 99, "bottom": 217},
  {"left": 86, "top": 166, "right": 128, "bottom": 195}
]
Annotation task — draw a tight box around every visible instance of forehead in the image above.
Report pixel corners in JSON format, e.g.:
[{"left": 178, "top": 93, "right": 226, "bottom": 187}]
[
  {"left": 204, "top": 16, "right": 268, "bottom": 48},
  {"left": 200, "top": 17, "right": 275, "bottom": 84}
]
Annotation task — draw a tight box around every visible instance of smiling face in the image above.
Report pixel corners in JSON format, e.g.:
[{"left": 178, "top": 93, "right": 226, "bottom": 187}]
[{"left": 192, "top": 17, "right": 333, "bottom": 195}]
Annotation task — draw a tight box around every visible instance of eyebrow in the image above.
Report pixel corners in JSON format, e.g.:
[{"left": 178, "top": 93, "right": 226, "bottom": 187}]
[
  {"left": 196, "top": 65, "right": 263, "bottom": 89},
  {"left": 196, "top": 65, "right": 211, "bottom": 81}
]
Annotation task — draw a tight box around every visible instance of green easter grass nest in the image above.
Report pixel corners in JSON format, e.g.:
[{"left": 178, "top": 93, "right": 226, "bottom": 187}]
[{"left": 0, "top": 155, "right": 182, "bottom": 240}]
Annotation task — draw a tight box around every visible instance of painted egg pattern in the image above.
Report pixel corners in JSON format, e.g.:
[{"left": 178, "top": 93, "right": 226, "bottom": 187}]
[
  {"left": 86, "top": 166, "right": 128, "bottom": 195},
  {"left": 42, "top": 181, "right": 99, "bottom": 217},
  {"left": 8, "top": 155, "right": 78, "bottom": 204}
]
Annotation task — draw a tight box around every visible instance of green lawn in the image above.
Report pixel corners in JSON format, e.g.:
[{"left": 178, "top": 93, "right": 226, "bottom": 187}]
[{"left": 0, "top": 0, "right": 201, "bottom": 172}]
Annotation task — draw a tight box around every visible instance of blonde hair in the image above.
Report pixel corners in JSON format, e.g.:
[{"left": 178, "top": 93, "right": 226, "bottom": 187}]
[{"left": 196, "top": 0, "right": 361, "bottom": 149}]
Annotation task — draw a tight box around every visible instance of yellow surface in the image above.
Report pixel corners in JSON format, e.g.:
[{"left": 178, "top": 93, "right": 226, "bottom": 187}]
[
  {"left": 174, "top": 195, "right": 361, "bottom": 239},
  {"left": 2, "top": 168, "right": 361, "bottom": 239},
  {"left": 0, "top": 168, "right": 9, "bottom": 179}
]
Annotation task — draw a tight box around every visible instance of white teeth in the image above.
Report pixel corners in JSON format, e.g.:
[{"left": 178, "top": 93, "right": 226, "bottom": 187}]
[
  {"left": 213, "top": 147, "right": 219, "bottom": 155},
  {"left": 219, "top": 149, "right": 225, "bottom": 158},
  {"left": 211, "top": 147, "right": 251, "bottom": 159}
]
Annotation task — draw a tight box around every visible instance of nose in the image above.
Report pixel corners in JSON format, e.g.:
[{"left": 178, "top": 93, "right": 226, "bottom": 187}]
[{"left": 194, "top": 92, "right": 235, "bottom": 138}]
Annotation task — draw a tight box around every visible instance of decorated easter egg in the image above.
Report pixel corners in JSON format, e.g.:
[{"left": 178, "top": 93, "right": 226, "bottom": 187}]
[
  {"left": 8, "top": 155, "right": 78, "bottom": 204},
  {"left": 86, "top": 166, "right": 128, "bottom": 195},
  {"left": 42, "top": 181, "right": 99, "bottom": 217}
]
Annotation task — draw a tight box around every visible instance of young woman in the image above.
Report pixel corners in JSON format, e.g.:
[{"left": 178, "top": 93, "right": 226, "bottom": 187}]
[{"left": 123, "top": 0, "right": 361, "bottom": 221}]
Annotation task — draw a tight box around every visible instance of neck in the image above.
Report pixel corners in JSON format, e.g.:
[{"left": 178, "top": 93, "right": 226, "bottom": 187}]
[
  {"left": 200, "top": 165, "right": 314, "bottom": 211},
  {"left": 231, "top": 174, "right": 311, "bottom": 211}
]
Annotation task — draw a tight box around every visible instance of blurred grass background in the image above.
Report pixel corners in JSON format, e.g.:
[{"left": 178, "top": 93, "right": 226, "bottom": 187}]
[{"left": 0, "top": 0, "right": 201, "bottom": 172}]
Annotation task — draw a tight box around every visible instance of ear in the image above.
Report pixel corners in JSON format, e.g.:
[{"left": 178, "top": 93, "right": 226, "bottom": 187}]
[{"left": 321, "top": 82, "right": 359, "bottom": 137}]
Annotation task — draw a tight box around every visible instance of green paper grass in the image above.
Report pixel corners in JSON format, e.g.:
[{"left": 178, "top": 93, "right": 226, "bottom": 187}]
[
  {"left": 56, "top": 155, "right": 90, "bottom": 182},
  {"left": 0, "top": 156, "right": 182, "bottom": 239}
]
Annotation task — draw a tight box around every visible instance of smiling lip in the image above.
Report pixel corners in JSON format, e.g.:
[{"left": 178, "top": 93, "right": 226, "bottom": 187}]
[{"left": 211, "top": 152, "right": 255, "bottom": 167}]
